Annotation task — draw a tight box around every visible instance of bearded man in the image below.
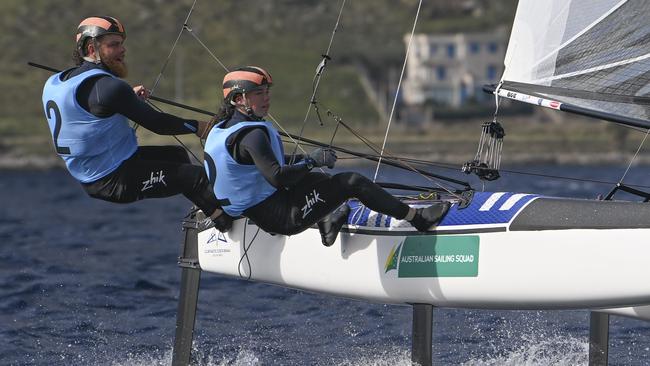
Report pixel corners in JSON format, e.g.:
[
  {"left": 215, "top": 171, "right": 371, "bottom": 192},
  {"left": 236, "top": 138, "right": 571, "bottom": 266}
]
[{"left": 41, "top": 16, "right": 233, "bottom": 231}]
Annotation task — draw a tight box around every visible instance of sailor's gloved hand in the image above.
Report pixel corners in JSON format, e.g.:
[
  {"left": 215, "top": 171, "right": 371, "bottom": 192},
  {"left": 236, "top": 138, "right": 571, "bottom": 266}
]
[
  {"left": 133, "top": 85, "right": 150, "bottom": 100},
  {"left": 212, "top": 212, "right": 234, "bottom": 232},
  {"left": 307, "top": 148, "right": 337, "bottom": 169}
]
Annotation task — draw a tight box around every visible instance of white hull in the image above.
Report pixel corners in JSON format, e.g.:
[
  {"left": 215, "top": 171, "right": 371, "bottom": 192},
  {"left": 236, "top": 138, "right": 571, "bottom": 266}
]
[{"left": 197, "top": 192, "right": 650, "bottom": 310}]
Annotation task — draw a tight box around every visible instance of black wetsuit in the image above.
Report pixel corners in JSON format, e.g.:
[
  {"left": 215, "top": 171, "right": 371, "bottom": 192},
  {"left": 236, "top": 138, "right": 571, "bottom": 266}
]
[
  {"left": 222, "top": 111, "right": 410, "bottom": 235},
  {"left": 70, "top": 62, "right": 220, "bottom": 217}
]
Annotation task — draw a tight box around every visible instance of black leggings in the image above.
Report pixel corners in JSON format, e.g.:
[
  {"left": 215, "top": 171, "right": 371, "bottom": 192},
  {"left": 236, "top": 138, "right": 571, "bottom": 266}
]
[
  {"left": 82, "top": 146, "right": 220, "bottom": 216},
  {"left": 244, "top": 172, "right": 410, "bottom": 235}
]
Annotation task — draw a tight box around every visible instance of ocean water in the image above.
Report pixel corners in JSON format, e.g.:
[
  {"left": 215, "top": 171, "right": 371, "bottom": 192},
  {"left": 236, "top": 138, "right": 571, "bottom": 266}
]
[{"left": 2, "top": 164, "right": 650, "bottom": 365}]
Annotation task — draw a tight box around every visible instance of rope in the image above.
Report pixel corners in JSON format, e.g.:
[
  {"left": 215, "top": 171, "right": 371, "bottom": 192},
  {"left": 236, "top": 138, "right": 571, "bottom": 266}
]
[
  {"left": 150, "top": 0, "right": 198, "bottom": 96},
  {"left": 184, "top": 25, "right": 229, "bottom": 71},
  {"left": 618, "top": 128, "right": 650, "bottom": 184},
  {"left": 373, "top": 0, "right": 423, "bottom": 182},
  {"left": 315, "top": 97, "right": 468, "bottom": 195},
  {"left": 183, "top": 22, "right": 326, "bottom": 172},
  {"left": 290, "top": 0, "right": 347, "bottom": 162},
  {"left": 238, "top": 218, "right": 261, "bottom": 281}
]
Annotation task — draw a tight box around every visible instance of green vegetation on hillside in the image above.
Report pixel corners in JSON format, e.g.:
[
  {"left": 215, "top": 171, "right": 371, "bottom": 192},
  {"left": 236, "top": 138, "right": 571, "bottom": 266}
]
[{"left": 2, "top": 0, "right": 522, "bottom": 166}]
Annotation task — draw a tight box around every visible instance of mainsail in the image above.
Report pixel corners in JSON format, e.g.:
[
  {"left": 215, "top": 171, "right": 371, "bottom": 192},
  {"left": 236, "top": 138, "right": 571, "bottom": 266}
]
[{"left": 496, "top": 0, "right": 650, "bottom": 128}]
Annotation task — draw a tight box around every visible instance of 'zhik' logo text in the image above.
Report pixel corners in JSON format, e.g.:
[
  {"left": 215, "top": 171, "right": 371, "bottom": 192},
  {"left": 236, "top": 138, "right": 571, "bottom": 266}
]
[
  {"left": 301, "top": 189, "right": 325, "bottom": 218},
  {"left": 142, "top": 170, "right": 167, "bottom": 191}
]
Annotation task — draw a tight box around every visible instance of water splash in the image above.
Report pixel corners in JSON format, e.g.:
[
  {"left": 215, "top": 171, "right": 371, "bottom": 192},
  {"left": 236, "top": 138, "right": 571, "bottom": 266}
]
[
  {"left": 335, "top": 348, "right": 412, "bottom": 366},
  {"left": 109, "top": 347, "right": 261, "bottom": 366},
  {"left": 461, "top": 335, "right": 588, "bottom": 366}
]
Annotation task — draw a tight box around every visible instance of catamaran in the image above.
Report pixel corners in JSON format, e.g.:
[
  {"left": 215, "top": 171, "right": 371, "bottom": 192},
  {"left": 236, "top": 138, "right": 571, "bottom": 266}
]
[
  {"left": 173, "top": 1, "right": 650, "bottom": 365},
  {"left": 194, "top": 0, "right": 650, "bottom": 314},
  {"left": 50, "top": 0, "right": 639, "bottom": 365}
]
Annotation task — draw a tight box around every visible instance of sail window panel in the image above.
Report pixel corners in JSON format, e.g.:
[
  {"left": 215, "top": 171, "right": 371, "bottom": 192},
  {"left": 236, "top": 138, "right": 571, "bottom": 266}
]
[
  {"left": 505, "top": 59, "right": 650, "bottom": 122},
  {"left": 551, "top": 1, "right": 650, "bottom": 77},
  {"left": 551, "top": 61, "right": 650, "bottom": 98},
  {"left": 502, "top": 0, "right": 640, "bottom": 84},
  {"left": 561, "top": 0, "right": 625, "bottom": 45}
]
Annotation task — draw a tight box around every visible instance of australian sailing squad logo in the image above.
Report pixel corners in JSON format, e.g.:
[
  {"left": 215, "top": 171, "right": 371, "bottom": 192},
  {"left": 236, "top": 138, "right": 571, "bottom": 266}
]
[
  {"left": 384, "top": 236, "right": 480, "bottom": 278},
  {"left": 384, "top": 241, "right": 402, "bottom": 273}
]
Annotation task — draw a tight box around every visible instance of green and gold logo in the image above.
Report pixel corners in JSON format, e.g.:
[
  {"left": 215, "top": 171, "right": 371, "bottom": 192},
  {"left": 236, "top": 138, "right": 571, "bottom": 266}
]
[
  {"left": 384, "top": 241, "right": 402, "bottom": 273},
  {"left": 385, "top": 235, "right": 479, "bottom": 277}
]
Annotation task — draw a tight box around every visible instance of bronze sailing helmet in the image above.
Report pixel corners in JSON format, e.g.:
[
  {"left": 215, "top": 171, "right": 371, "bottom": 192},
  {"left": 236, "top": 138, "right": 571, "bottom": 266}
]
[
  {"left": 222, "top": 66, "right": 273, "bottom": 104},
  {"left": 76, "top": 16, "right": 126, "bottom": 55}
]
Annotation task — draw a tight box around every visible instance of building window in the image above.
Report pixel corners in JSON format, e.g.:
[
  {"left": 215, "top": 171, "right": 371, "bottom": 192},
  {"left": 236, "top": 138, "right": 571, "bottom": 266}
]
[
  {"left": 446, "top": 44, "right": 456, "bottom": 58},
  {"left": 469, "top": 42, "right": 480, "bottom": 54},
  {"left": 429, "top": 44, "right": 438, "bottom": 57},
  {"left": 488, "top": 42, "right": 499, "bottom": 53},
  {"left": 437, "top": 66, "right": 446, "bottom": 80},
  {"left": 487, "top": 65, "right": 498, "bottom": 80}
]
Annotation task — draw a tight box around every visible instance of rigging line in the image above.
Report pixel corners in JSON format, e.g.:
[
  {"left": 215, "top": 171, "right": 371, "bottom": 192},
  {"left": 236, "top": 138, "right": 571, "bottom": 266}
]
[
  {"left": 183, "top": 25, "right": 229, "bottom": 71},
  {"left": 336, "top": 121, "right": 469, "bottom": 194},
  {"left": 618, "top": 128, "right": 650, "bottom": 184},
  {"left": 238, "top": 218, "right": 260, "bottom": 281},
  {"left": 150, "top": 0, "right": 198, "bottom": 96},
  {"left": 372, "top": 0, "right": 423, "bottom": 183},
  {"left": 312, "top": 102, "right": 471, "bottom": 189},
  {"left": 292, "top": 105, "right": 650, "bottom": 191},
  {"left": 134, "top": 1, "right": 198, "bottom": 157},
  {"left": 145, "top": 99, "right": 204, "bottom": 164},
  {"left": 183, "top": 23, "right": 321, "bottom": 164},
  {"left": 29, "top": 60, "right": 402, "bottom": 172},
  {"left": 313, "top": 98, "right": 470, "bottom": 189},
  {"left": 290, "top": 0, "right": 347, "bottom": 162},
  {"left": 376, "top": 154, "right": 650, "bottom": 190}
]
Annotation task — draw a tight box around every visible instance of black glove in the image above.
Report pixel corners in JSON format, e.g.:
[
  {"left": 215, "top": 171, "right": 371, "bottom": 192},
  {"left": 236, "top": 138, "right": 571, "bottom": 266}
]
[
  {"left": 307, "top": 148, "right": 337, "bottom": 169},
  {"left": 212, "top": 212, "right": 234, "bottom": 232}
]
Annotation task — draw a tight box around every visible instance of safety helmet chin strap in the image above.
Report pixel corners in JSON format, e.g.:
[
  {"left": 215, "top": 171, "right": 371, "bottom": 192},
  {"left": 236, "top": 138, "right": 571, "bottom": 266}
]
[
  {"left": 232, "top": 92, "right": 264, "bottom": 120},
  {"left": 82, "top": 38, "right": 103, "bottom": 64}
]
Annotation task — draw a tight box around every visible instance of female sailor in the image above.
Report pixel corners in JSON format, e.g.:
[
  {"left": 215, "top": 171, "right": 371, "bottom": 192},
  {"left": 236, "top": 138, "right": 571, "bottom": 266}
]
[{"left": 203, "top": 66, "right": 449, "bottom": 245}]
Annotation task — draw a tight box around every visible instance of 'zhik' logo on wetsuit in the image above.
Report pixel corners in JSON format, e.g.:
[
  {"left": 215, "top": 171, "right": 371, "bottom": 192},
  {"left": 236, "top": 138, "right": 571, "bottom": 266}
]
[
  {"left": 141, "top": 170, "right": 167, "bottom": 191},
  {"left": 301, "top": 189, "right": 325, "bottom": 219}
]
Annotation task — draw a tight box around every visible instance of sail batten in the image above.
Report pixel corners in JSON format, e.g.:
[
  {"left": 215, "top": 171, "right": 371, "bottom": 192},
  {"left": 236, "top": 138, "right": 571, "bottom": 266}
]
[
  {"left": 500, "top": 0, "right": 650, "bottom": 126},
  {"left": 531, "top": 52, "right": 650, "bottom": 84}
]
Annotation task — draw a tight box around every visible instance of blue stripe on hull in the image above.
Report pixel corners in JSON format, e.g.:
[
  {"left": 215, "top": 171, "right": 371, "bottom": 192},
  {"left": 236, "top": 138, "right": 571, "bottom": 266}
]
[{"left": 346, "top": 192, "right": 538, "bottom": 228}]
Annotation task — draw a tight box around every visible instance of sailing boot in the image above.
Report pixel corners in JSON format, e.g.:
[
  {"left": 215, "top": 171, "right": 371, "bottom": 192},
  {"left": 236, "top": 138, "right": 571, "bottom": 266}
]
[
  {"left": 317, "top": 204, "right": 351, "bottom": 247},
  {"left": 409, "top": 202, "right": 451, "bottom": 232}
]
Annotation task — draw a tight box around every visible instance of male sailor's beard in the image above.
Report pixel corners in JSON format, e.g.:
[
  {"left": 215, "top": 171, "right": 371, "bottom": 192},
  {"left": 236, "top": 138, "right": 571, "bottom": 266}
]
[{"left": 101, "top": 52, "right": 128, "bottom": 78}]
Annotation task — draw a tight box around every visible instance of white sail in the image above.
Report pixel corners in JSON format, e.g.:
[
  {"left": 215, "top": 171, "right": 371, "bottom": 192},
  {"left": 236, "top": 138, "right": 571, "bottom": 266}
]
[{"left": 500, "top": 0, "right": 650, "bottom": 123}]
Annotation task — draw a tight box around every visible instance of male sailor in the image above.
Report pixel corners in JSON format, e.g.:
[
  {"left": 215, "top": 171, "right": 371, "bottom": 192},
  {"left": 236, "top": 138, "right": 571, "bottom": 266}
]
[
  {"left": 203, "top": 66, "right": 450, "bottom": 246},
  {"left": 41, "top": 16, "right": 233, "bottom": 231}
]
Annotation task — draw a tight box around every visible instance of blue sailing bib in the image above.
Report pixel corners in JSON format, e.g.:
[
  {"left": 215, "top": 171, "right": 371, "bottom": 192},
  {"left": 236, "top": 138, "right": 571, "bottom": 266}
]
[
  {"left": 203, "top": 121, "right": 284, "bottom": 216},
  {"left": 42, "top": 68, "right": 137, "bottom": 183}
]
